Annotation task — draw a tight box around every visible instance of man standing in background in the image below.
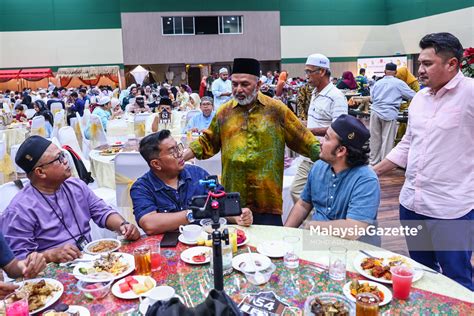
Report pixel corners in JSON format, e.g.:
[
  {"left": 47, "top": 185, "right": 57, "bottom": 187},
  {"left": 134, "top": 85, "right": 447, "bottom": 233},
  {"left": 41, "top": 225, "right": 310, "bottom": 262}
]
[{"left": 211, "top": 68, "right": 232, "bottom": 110}]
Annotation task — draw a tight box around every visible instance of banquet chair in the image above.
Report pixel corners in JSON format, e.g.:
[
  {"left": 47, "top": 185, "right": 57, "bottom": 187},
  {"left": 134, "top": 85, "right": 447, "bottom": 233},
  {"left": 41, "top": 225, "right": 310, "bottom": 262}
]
[
  {"left": 51, "top": 109, "right": 66, "bottom": 139},
  {"left": 145, "top": 113, "right": 158, "bottom": 135},
  {"left": 81, "top": 109, "right": 92, "bottom": 129},
  {"left": 75, "top": 113, "right": 91, "bottom": 156},
  {"left": 194, "top": 151, "right": 222, "bottom": 176},
  {"left": 21, "top": 104, "right": 28, "bottom": 111},
  {"left": 31, "top": 116, "right": 47, "bottom": 137},
  {"left": 70, "top": 117, "right": 84, "bottom": 149},
  {"left": 25, "top": 109, "right": 36, "bottom": 119},
  {"left": 114, "top": 152, "right": 148, "bottom": 234},
  {"left": 88, "top": 114, "right": 108, "bottom": 149},
  {"left": 84, "top": 99, "right": 90, "bottom": 110},
  {"left": 134, "top": 113, "right": 149, "bottom": 138},
  {"left": 58, "top": 126, "right": 91, "bottom": 171},
  {"left": 50, "top": 102, "right": 63, "bottom": 115},
  {"left": 0, "top": 178, "right": 30, "bottom": 214},
  {"left": 9, "top": 144, "right": 23, "bottom": 174},
  {"left": 185, "top": 109, "right": 201, "bottom": 125},
  {"left": 106, "top": 119, "right": 129, "bottom": 144},
  {"left": 0, "top": 139, "right": 8, "bottom": 184}
]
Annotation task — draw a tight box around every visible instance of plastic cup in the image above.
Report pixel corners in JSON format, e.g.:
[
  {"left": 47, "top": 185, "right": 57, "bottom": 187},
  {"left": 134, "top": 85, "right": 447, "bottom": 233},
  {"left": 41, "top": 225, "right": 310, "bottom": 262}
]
[
  {"left": 328, "top": 246, "right": 347, "bottom": 281},
  {"left": 146, "top": 239, "right": 162, "bottom": 271},
  {"left": 391, "top": 265, "right": 414, "bottom": 300},
  {"left": 134, "top": 246, "right": 152, "bottom": 276},
  {"left": 283, "top": 236, "right": 300, "bottom": 269},
  {"left": 355, "top": 292, "right": 380, "bottom": 316},
  {"left": 4, "top": 291, "right": 29, "bottom": 316}
]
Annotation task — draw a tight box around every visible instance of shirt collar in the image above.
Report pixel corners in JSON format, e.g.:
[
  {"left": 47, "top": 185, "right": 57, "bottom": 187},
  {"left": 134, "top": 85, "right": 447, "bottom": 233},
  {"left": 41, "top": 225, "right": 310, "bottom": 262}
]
[
  {"left": 312, "top": 82, "right": 334, "bottom": 96},
  {"left": 422, "top": 71, "right": 464, "bottom": 96},
  {"left": 231, "top": 91, "right": 267, "bottom": 108},
  {"left": 146, "top": 167, "right": 192, "bottom": 192}
]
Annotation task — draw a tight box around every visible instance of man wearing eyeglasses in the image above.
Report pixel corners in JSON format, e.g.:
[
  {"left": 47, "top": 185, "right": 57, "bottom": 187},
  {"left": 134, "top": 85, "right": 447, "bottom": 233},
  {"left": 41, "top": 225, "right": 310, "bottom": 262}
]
[
  {"left": 290, "top": 54, "right": 347, "bottom": 217},
  {"left": 1, "top": 136, "right": 141, "bottom": 263},
  {"left": 131, "top": 130, "right": 253, "bottom": 235}
]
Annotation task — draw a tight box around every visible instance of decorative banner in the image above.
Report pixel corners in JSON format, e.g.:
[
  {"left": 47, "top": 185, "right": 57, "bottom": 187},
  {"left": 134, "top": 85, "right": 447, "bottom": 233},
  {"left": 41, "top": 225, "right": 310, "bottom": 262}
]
[{"left": 357, "top": 56, "right": 408, "bottom": 78}]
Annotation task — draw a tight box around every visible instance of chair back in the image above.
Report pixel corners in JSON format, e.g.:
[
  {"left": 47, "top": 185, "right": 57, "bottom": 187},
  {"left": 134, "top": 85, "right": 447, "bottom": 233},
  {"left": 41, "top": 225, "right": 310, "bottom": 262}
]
[
  {"left": 194, "top": 151, "right": 222, "bottom": 176},
  {"left": 134, "top": 113, "right": 149, "bottom": 138},
  {"left": 114, "top": 152, "right": 148, "bottom": 231},
  {"left": 31, "top": 116, "right": 46, "bottom": 137},
  {"left": 25, "top": 109, "right": 36, "bottom": 119},
  {"left": 51, "top": 109, "right": 66, "bottom": 138},
  {"left": 75, "top": 113, "right": 91, "bottom": 156},
  {"left": 145, "top": 113, "right": 157, "bottom": 135},
  {"left": 50, "top": 102, "right": 63, "bottom": 115},
  {"left": 0, "top": 179, "right": 30, "bottom": 214},
  {"left": 84, "top": 99, "right": 90, "bottom": 110},
  {"left": 58, "top": 126, "right": 89, "bottom": 161},
  {"left": 106, "top": 119, "right": 129, "bottom": 143},
  {"left": 81, "top": 109, "right": 92, "bottom": 128},
  {"left": 88, "top": 114, "right": 108, "bottom": 148},
  {"left": 185, "top": 109, "right": 201, "bottom": 125}
]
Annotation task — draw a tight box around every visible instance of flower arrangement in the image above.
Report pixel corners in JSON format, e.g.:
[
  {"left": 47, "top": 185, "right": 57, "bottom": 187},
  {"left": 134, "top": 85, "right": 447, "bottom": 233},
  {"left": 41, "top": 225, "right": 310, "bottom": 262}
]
[{"left": 460, "top": 47, "right": 474, "bottom": 78}]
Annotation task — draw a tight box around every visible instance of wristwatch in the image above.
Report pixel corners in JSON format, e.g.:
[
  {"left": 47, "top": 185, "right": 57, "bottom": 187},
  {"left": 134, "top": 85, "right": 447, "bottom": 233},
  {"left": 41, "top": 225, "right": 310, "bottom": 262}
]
[{"left": 185, "top": 210, "right": 194, "bottom": 223}]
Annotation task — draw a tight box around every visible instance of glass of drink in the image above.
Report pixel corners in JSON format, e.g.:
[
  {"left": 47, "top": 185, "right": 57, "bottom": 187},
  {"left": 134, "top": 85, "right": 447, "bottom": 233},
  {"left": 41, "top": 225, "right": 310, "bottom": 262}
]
[
  {"left": 5, "top": 291, "right": 29, "bottom": 316},
  {"left": 355, "top": 292, "right": 379, "bottom": 316},
  {"left": 391, "top": 265, "right": 414, "bottom": 300},
  {"left": 283, "top": 236, "right": 300, "bottom": 269},
  {"left": 328, "top": 246, "right": 347, "bottom": 281},
  {"left": 146, "top": 239, "right": 162, "bottom": 272},
  {"left": 134, "top": 245, "right": 152, "bottom": 276}
]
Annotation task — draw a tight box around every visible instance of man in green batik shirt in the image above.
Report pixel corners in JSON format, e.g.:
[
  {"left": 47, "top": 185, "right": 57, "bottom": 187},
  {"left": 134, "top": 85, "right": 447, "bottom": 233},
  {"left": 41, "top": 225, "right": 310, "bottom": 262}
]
[{"left": 183, "top": 58, "right": 320, "bottom": 226}]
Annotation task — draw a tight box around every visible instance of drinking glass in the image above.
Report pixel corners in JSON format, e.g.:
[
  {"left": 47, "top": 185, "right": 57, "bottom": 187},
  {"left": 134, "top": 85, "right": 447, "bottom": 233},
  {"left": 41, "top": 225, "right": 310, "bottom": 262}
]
[
  {"left": 146, "top": 239, "right": 162, "bottom": 272},
  {"left": 283, "top": 236, "right": 300, "bottom": 269},
  {"left": 328, "top": 246, "right": 347, "bottom": 281},
  {"left": 355, "top": 292, "right": 380, "bottom": 316},
  {"left": 5, "top": 291, "right": 29, "bottom": 316},
  {"left": 391, "top": 265, "right": 414, "bottom": 300},
  {"left": 134, "top": 245, "right": 152, "bottom": 276}
]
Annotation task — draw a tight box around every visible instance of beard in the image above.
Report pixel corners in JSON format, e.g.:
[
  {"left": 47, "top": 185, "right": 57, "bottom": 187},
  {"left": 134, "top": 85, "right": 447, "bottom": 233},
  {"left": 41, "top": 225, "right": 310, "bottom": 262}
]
[{"left": 233, "top": 87, "right": 258, "bottom": 106}]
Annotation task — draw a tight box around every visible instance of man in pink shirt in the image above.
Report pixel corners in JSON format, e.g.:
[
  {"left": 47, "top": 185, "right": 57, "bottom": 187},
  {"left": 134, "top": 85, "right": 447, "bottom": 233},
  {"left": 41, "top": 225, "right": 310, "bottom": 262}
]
[{"left": 374, "top": 33, "right": 473, "bottom": 290}]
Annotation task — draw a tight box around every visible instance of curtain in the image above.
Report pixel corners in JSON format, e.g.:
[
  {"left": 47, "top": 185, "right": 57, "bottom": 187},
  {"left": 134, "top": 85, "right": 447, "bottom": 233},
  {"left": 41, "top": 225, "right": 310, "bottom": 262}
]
[
  {"left": 79, "top": 78, "right": 100, "bottom": 86},
  {"left": 60, "top": 77, "right": 73, "bottom": 87},
  {"left": 106, "top": 74, "right": 119, "bottom": 84}
]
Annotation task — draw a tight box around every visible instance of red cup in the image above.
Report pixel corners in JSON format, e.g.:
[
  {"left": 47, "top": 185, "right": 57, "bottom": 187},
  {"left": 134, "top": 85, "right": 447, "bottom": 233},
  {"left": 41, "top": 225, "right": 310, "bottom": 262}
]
[{"left": 391, "top": 265, "right": 414, "bottom": 300}]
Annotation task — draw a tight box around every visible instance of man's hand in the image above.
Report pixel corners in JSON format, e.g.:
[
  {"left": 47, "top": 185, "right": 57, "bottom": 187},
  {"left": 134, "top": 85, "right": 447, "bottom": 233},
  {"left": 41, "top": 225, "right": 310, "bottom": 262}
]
[
  {"left": 45, "top": 244, "right": 82, "bottom": 263},
  {"left": 0, "top": 282, "right": 18, "bottom": 299},
  {"left": 120, "top": 223, "right": 140, "bottom": 241},
  {"left": 22, "top": 252, "right": 46, "bottom": 279},
  {"left": 235, "top": 208, "right": 253, "bottom": 227}
]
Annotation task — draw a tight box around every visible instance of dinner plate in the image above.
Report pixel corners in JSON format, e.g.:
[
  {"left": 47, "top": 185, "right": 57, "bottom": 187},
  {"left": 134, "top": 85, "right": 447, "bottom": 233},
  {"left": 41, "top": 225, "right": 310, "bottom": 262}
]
[
  {"left": 256, "top": 240, "right": 290, "bottom": 258},
  {"left": 232, "top": 253, "right": 272, "bottom": 273},
  {"left": 180, "top": 246, "right": 211, "bottom": 265},
  {"left": 83, "top": 238, "right": 121, "bottom": 255},
  {"left": 237, "top": 236, "right": 248, "bottom": 247},
  {"left": 178, "top": 234, "right": 198, "bottom": 245},
  {"left": 67, "top": 305, "right": 91, "bottom": 316},
  {"left": 353, "top": 252, "right": 423, "bottom": 284},
  {"left": 342, "top": 280, "right": 392, "bottom": 306},
  {"left": 73, "top": 252, "right": 135, "bottom": 283},
  {"left": 111, "top": 276, "right": 157, "bottom": 300},
  {"left": 16, "top": 278, "right": 64, "bottom": 315}
]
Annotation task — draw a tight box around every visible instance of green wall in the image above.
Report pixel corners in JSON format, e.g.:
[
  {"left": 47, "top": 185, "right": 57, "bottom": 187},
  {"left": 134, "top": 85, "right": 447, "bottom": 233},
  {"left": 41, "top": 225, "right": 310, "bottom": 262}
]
[{"left": 0, "top": 0, "right": 472, "bottom": 32}]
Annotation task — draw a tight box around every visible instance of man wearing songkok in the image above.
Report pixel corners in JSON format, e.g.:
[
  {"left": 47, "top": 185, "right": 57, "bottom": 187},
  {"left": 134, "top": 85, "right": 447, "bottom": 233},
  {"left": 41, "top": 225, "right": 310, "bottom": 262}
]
[
  {"left": 369, "top": 62, "right": 415, "bottom": 165},
  {"left": 131, "top": 130, "right": 253, "bottom": 235},
  {"left": 0, "top": 231, "right": 46, "bottom": 299},
  {"left": 285, "top": 115, "right": 380, "bottom": 241},
  {"left": 211, "top": 67, "right": 232, "bottom": 110},
  {"left": 290, "top": 53, "right": 347, "bottom": 206},
  {"left": 183, "top": 58, "right": 320, "bottom": 226},
  {"left": 184, "top": 96, "right": 216, "bottom": 133},
  {"left": 374, "top": 32, "right": 474, "bottom": 290},
  {"left": 1, "top": 136, "right": 140, "bottom": 263}
]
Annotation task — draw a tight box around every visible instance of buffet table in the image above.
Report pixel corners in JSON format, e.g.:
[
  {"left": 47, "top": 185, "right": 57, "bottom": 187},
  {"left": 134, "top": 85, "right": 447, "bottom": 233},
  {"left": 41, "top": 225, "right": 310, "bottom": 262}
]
[{"left": 38, "top": 226, "right": 472, "bottom": 315}]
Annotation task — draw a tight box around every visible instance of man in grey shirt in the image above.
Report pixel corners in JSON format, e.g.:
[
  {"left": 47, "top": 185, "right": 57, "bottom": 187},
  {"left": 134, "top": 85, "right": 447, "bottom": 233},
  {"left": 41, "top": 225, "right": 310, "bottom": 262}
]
[{"left": 369, "top": 63, "right": 416, "bottom": 164}]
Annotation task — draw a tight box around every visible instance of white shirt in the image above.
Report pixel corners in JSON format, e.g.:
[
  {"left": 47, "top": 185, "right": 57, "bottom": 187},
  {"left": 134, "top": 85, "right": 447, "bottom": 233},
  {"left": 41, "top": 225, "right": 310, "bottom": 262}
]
[
  {"left": 211, "top": 78, "right": 232, "bottom": 110},
  {"left": 307, "top": 83, "right": 348, "bottom": 132}
]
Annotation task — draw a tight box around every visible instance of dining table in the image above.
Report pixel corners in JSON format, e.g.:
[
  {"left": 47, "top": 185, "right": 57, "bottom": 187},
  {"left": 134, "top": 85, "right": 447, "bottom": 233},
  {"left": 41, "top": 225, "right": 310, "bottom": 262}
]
[{"left": 34, "top": 225, "right": 472, "bottom": 315}]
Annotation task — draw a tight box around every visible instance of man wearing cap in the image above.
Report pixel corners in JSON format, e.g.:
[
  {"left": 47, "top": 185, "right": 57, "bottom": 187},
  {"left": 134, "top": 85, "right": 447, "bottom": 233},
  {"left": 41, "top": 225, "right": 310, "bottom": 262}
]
[
  {"left": 290, "top": 53, "right": 348, "bottom": 208},
  {"left": 184, "top": 96, "right": 216, "bottom": 133},
  {"left": 285, "top": 115, "right": 380, "bottom": 241},
  {"left": 211, "top": 68, "right": 232, "bottom": 110},
  {"left": 369, "top": 62, "right": 416, "bottom": 165},
  {"left": 183, "top": 58, "right": 320, "bottom": 226},
  {"left": 1, "top": 136, "right": 140, "bottom": 263}
]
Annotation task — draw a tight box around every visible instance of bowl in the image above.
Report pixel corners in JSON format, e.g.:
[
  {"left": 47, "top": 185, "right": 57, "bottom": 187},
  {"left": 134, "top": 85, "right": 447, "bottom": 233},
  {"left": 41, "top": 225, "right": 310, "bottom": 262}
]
[
  {"left": 304, "top": 293, "right": 355, "bottom": 316},
  {"left": 242, "top": 263, "right": 276, "bottom": 285},
  {"left": 77, "top": 279, "right": 113, "bottom": 300},
  {"left": 200, "top": 218, "right": 227, "bottom": 233}
]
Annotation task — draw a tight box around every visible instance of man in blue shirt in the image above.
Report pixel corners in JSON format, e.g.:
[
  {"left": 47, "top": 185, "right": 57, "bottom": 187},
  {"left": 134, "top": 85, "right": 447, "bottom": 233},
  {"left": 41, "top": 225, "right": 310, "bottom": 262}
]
[
  {"left": 0, "top": 232, "right": 46, "bottom": 298},
  {"left": 369, "top": 63, "right": 415, "bottom": 165},
  {"left": 184, "top": 96, "right": 216, "bottom": 133},
  {"left": 131, "top": 130, "right": 253, "bottom": 235},
  {"left": 285, "top": 115, "right": 380, "bottom": 242}
]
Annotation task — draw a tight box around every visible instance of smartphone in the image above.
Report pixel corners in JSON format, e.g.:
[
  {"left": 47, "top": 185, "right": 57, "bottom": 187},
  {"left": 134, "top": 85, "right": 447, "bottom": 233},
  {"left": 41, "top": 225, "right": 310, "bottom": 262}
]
[
  {"left": 190, "top": 192, "right": 242, "bottom": 220},
  {"left": 160, "top": 231, "right": 180, "bottom": 247}
]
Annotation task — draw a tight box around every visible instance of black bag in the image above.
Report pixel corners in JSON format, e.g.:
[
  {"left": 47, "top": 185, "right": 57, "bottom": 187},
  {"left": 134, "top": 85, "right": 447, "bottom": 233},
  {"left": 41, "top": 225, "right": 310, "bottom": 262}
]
[
  {"left": 62, "top": 145, "right": 94, "bottom": 185},
  {"left": 145, "top": 290, "right": 242, "bottom": 316}
]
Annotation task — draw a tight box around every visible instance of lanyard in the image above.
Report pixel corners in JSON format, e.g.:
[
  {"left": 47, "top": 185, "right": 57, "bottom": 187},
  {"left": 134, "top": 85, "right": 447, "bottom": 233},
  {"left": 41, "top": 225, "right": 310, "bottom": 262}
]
[{"left": 32, "top": 183, "right": 87, "bottom": 243}]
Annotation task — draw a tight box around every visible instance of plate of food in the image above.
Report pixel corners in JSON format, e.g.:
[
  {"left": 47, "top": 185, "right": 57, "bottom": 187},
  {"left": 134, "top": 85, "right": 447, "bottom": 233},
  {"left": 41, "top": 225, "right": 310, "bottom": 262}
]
[
  {"left": 73, "top": 252, "right": 134, "bottom": 283},
  {"left": 342, "top": 279, "right": 392, "bottom": 306},
  {"left": 14, "top": 278, "right": 64, "bottom": 315},
  {"left": 83, "top": 238, "right": 121, "bottom": 255},
  {"left": 304, "top": 293, "right": 355, "bottom": 316},
  {"left": 111, "top": 276, "right": 156, "bottom": 300},
  {"left": 99, "top": 147, "right": 122, "bottom": 156},
  {"left": 236, "top": 229, "right": 248, "bottom": 247},
  {"left": 180, "top": 246, "right": 211, "bottom": 265},
  {"left": 232, "top": 253, "right": 272, "bottom": 273},
  {"left": 353, "top": 252, "right": 423, "bottom": 284}
]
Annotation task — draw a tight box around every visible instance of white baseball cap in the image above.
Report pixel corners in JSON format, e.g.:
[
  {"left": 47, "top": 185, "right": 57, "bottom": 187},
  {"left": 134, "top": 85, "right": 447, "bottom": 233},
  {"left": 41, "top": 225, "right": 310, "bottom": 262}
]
[
  {"left": 219, "top": 67, "right": 228, "bottom": 74},
  {"left": 98, "top": 96, "right": 111, "bottom": 105},
  {"left": 305, "top": 53, "right": 330, "bottom": 69}
]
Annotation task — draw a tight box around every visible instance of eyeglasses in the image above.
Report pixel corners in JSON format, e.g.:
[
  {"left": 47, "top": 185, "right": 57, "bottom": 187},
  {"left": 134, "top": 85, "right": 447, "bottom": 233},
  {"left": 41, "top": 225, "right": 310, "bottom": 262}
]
[
  {"left": 157, "top": 143, "right": 184, "bottom": 159},
  {"left": 304, "top": 68, "right": 321, "bottom": 75},
  {"left": 36, "top": 152, "right": 67, "bottom": 169}
]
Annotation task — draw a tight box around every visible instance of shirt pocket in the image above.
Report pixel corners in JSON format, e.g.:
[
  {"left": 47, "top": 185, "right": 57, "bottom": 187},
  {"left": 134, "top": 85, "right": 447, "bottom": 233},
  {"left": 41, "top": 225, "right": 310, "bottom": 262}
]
[{"left": 435, "top": 107, "right": 462, "bottom": 130}]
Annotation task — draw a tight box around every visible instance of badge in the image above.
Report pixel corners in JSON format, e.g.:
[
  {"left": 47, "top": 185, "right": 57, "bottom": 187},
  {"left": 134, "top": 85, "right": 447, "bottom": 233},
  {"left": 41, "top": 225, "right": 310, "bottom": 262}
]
[{"left": 76, "top": 235, "right": 88, "bottom": 251}]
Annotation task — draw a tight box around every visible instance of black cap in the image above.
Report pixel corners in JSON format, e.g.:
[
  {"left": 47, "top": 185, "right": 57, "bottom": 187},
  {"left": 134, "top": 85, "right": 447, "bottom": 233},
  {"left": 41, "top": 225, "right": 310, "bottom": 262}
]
[
  {"left": 15, "top": 136, "right": 52, "bottom": 173},
  {"left": 385, "top": 62, "right": 397, "bottom": 71},
  {"left": 331, "top": 114, "right": 370, "bottom": 150},
  {"left": 159, "top": 97, "right": 172, "bottom": 106},
  {"left": 232, "top": 58, "right": 260, "bottom": 77}
]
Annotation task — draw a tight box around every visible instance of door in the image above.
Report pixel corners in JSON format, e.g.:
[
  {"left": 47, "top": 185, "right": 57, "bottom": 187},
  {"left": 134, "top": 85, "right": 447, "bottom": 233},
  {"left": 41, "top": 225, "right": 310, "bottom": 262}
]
[{"left": 188, "top": 67, "right": 201, "bottom": 92}]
